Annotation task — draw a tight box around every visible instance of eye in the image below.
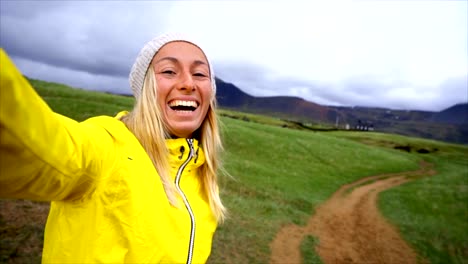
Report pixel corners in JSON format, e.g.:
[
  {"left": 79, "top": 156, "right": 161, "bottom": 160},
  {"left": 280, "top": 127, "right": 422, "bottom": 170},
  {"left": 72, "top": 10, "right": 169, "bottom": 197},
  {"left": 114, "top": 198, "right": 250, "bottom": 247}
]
[
  {"left": 193, "top": 72, "right": 208, "bottom": 77},
  {"left": 162, "top": 70, "right": 176, "bottom": 75}
]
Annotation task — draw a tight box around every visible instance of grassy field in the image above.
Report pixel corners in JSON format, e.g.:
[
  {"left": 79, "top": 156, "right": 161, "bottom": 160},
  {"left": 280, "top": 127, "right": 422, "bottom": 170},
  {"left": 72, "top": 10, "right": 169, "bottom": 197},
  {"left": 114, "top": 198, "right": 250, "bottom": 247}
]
[
  {"left": 1, "top": 78, "right": 467, "bottom": 263},
  {"left": 330, "top": 131, "right": 468, "bottom": 264}
]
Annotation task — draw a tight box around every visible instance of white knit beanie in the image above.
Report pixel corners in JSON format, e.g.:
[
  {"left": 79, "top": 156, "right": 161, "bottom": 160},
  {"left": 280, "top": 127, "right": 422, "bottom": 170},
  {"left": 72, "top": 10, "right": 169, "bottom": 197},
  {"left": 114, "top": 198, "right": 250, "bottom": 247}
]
[{"left": 129, "top": 33, "right": 216, "bottom": 99}]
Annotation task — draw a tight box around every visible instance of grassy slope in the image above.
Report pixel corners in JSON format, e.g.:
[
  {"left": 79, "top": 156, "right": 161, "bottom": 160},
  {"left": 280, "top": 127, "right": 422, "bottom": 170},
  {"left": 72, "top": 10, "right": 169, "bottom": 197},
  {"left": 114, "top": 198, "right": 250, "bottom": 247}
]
[
  {"left": 29, "top": 78, "right": 135, "bottom": 121},
  {"left": 3, "top": 78, "right": 466, "bottom": 263},
  {"left": 382, "top": 143, "right": 467, "bottom": 263},
  {"left": 210, "top": 117, "right": 422, "bottom": 263},
  {"left": 330, "top": 131, "right": 468, "bottom": 264}
]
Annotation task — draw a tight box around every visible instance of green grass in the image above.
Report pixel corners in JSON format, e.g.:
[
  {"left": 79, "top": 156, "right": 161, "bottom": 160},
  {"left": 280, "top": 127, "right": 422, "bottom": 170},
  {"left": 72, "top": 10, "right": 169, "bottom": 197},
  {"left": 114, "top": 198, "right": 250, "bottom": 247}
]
[
  {"left": 209, "top": 116, "right": 423, "bottom": 263},
  {"left": 301, "top": 235, "right": 323, "bottom": 264},
  {"left": 3, "top": 77, "right": 466, "bottom": 264},
  {"left": 28, "top": 78, "right": 134, "bottom": 121},
  {"left": 331, "top": 131, "right": 468, "bottom": 264},
  {"left": 380, "top": 147, "right": 468, "bottom": 263}
]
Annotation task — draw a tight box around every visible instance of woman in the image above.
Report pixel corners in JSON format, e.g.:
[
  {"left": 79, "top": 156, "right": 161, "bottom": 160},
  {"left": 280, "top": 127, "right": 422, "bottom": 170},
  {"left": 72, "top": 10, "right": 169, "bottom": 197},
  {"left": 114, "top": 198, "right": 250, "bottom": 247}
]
[{"left": 0, "top": 33, "right": 226, "bottom": 263}]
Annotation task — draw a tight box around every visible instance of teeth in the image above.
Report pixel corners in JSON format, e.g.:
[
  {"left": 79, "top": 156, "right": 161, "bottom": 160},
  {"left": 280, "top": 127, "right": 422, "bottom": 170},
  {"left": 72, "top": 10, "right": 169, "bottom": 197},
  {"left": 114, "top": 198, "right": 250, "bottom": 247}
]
[{"left": 169, "top": 100, "right": 198, "bottom": 108}]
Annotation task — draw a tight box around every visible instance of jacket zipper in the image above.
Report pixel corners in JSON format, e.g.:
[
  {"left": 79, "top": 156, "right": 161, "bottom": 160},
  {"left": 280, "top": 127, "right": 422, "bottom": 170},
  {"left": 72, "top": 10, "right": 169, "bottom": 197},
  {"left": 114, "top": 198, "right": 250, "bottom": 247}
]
[{"left": 174, "top": 138, "right": 196, "bottom": 264}]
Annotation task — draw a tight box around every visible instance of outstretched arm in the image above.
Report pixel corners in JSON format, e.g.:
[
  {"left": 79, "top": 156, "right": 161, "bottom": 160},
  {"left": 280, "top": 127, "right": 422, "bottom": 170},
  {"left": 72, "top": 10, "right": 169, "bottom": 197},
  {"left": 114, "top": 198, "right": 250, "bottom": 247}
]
[{"left": 0, "top": 49, "right": 112, "bottom": 201}]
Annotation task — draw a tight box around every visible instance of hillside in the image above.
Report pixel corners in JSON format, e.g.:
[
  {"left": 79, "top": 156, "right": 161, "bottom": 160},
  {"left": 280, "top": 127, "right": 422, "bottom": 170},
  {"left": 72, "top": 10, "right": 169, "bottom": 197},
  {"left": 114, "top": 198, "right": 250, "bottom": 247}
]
[
  {"left": 215, "top": 78, "right": 468, "bottom": 144},
  {"left": 432, "top": 103, "right": 468, "bottom": 124},
  {"left": 1, "top": 78, "right": 467, "bottom": 263}
]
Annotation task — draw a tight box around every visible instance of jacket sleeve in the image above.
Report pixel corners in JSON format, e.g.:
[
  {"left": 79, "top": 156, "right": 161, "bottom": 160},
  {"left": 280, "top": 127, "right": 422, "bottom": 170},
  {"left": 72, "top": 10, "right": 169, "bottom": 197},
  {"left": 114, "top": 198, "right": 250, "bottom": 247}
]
[{"left": 0, "top": 49, "right": 114, "bottom": 201}]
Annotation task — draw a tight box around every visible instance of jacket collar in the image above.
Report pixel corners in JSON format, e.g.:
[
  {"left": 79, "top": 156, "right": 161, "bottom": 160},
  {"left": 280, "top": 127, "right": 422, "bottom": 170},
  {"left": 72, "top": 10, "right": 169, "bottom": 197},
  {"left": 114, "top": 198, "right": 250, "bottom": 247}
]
[{"left": 166, "top": 138, "right": 205, "bottom": 170}]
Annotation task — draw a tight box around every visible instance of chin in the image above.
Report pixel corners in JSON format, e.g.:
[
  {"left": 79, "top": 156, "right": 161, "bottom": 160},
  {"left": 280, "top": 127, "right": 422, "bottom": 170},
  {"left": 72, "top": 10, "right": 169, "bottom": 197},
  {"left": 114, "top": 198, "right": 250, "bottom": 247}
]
[{"left": 168, "top": 124, "right": 202, "bottom": 138}]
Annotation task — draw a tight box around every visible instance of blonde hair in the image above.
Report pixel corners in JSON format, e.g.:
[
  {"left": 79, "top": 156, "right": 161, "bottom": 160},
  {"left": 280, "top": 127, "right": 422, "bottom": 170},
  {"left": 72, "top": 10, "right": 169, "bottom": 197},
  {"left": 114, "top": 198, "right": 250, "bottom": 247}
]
[{"left": 121, "top": 65, "right": 226, "bottom": 223}]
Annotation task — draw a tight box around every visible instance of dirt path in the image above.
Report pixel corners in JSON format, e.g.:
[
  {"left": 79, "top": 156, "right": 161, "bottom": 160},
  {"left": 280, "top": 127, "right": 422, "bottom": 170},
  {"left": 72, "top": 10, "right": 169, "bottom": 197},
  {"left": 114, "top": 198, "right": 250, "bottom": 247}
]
[{"left": 270, "top": 161, "right": 436, "bottom": 264}]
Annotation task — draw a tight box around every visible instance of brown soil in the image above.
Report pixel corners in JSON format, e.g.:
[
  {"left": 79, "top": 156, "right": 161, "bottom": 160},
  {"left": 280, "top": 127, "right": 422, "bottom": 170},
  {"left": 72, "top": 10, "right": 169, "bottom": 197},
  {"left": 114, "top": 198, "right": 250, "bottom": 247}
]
[
  {"left": 270, "top": 161, "right": 436, "bottom": 264},
  {"left": 0, "top": 199, "right": 49, "bottom": 263}
]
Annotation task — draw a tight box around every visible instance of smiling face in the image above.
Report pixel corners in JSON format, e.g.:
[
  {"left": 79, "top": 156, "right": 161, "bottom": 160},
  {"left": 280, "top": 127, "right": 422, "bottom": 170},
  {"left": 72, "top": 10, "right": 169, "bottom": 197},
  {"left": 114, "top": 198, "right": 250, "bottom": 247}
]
[{"left": 151, "top": 41, "right": 213, "bottom": 138}]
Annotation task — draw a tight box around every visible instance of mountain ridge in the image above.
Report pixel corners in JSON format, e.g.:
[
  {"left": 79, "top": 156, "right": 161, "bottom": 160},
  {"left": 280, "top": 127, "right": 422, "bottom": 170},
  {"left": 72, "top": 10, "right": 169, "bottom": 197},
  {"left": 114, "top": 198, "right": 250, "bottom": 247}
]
[{"left": 215, "top": 78, "right": 468, "bottom": 144}]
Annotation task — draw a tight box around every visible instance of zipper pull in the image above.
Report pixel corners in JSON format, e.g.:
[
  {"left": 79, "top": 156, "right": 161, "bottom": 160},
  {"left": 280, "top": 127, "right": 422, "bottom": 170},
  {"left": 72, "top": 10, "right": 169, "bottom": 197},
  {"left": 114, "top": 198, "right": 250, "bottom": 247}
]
[
  {"left": 187, "top": 139, "right": 194, "bottom": 156},
  {"left": 187, "top": 139, "right": 196, "bottom": 161}
]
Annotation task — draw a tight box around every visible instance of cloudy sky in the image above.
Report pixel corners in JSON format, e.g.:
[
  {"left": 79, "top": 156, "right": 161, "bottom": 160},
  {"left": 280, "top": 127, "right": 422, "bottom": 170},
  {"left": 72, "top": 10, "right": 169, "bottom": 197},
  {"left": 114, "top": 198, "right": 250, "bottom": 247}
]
[{"left": 1, "top": 0, "right": 466, "bottom": 112}]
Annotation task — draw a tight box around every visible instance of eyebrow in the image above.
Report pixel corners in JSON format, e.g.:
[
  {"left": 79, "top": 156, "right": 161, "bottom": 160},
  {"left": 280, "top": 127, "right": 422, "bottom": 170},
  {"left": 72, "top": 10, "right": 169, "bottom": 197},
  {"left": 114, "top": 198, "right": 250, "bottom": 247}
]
[{"left": 154, "top": 56, "right": 208, "bottom": 67}]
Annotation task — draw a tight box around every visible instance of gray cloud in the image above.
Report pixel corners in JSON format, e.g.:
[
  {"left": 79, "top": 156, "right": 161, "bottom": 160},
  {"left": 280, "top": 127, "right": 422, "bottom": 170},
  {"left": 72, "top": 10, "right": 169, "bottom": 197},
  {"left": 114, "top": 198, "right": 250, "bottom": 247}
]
[
  {"left": 435, "top": 75, "right": 468, "bottom": 110},
  {"left": 0, "top": 1, "right": 68, "bottom": 18},
  {"left": 0, "top": 1, "right": 465, "bottom": 112},
  {"left": 0, "top": 1, "right": 171, "bottom": 78},
  {"left": 215, "top": 61, "right": 467, "bottom": 111},
  {"left": 11, "top": 55, "right": 130, "bottom": 95},
  {"left": 338, "top": 75, "right": 468, "bottom": 111}
]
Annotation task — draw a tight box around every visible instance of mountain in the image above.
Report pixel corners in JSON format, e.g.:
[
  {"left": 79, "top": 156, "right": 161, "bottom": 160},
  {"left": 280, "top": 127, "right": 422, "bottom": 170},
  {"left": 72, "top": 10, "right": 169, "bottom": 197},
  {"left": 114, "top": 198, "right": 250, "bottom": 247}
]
[
  {"left": 432, "top": 103, "right": 468, "bottom": 125},
  {"left": 215, "top": 78, "right": 254, "bottom": 107},
  {"left": 216, "top": 78, "right": 340, "bottom": 122},
  {"left": 215, "top": 78, "right": 468, "bottom": 144}
]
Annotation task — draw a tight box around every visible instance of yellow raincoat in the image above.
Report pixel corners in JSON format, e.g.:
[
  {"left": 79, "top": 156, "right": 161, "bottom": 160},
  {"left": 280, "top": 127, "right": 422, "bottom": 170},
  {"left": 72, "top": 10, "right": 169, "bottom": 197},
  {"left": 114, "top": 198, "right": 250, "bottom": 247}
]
[{"left": 0, "top": 49, "right": 217, "bottom": 263}]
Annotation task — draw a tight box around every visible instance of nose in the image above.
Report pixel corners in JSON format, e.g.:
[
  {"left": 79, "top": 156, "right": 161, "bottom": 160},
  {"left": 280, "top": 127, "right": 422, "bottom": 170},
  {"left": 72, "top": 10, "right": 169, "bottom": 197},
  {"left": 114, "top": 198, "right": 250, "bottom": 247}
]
[{"left": 177, "top": 72, "right": 195, "bottom": 92}]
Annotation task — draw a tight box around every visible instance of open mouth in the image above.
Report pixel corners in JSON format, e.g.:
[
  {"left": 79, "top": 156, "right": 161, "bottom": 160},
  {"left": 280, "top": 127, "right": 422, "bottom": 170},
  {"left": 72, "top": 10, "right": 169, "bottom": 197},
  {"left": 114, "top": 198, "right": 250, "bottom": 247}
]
[{"left": 168, "top": 100, "right": 199, "bottom": 112}]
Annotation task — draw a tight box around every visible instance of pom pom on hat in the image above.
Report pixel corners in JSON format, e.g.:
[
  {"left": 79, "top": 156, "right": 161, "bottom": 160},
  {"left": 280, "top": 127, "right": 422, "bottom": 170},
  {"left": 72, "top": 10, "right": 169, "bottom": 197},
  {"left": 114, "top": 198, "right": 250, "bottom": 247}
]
[{"left": 129, "top": 32, "right": 216, "bottom": 99}]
